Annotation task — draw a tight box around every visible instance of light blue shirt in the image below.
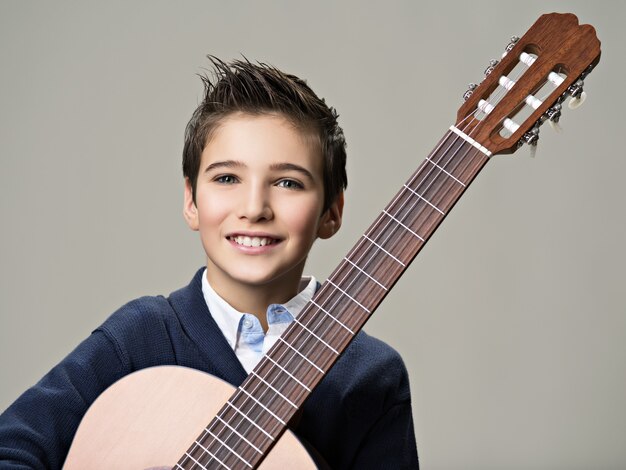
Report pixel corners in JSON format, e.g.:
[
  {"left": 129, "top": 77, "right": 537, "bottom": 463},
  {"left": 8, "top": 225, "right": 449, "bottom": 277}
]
[{"left": 201, "top": 268, "right": 317, "bottom": 373}]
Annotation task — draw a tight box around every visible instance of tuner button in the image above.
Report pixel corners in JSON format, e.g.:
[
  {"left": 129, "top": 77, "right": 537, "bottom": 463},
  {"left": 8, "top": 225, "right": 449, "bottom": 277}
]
[
  {"left": 548, "top": 120, "right": 563, "bottom": 133},
  {"left": 568, "top": 91, "right": 587, "bottom": 109}
]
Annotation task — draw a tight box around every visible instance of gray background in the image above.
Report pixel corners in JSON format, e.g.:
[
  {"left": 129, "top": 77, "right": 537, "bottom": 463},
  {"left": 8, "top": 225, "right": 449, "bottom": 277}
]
[{"left": 1, "top": 1, "right": 624, "bottom": 468}]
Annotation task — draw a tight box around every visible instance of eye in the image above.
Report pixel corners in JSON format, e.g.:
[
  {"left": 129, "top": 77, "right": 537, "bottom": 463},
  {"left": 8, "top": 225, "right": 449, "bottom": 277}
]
[
  {"left": 276, "top": 179, "right": 304, "bottom": 190},
  {"left": 214, "top": 174, "right": 239, "bottom": 184}
]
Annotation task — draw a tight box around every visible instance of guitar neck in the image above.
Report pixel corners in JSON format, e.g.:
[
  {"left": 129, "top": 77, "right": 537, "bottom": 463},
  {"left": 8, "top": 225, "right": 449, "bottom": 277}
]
[{"left": 177, "top": 127, "right": 491, "bottom": 469}]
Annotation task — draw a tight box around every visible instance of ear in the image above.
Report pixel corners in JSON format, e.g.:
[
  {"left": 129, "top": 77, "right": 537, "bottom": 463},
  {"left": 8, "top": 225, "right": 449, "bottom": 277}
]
[
  {"left": 183, "top": 178, "right": 199, "bottom": 231},
  {"left": 317, "top": 192, "right": 344, "bottom": 240}
]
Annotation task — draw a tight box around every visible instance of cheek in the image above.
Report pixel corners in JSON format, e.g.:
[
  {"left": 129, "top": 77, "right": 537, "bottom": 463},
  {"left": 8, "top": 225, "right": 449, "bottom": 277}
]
[
  {"left": 279, "top": 197, "right": 321, "bottom": 240},
  {"left": 196, "top": 192, "right": 231, "bottom": 232}
]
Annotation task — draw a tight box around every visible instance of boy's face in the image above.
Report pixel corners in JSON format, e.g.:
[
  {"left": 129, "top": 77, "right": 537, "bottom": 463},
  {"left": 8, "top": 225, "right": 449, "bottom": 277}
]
[{"left": 184, "top": 112, "right": 342, "bottom": 298}]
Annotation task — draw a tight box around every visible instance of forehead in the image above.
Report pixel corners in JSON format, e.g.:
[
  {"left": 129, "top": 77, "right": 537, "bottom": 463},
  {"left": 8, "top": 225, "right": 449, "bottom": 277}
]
[{"left": 202, "top": 112, "right": 322, "bottom": 172}]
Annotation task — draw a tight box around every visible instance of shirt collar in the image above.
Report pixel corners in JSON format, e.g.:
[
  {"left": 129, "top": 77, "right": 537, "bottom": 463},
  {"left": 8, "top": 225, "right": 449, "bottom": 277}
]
[{"left": 201, "top": 268, "right": 317, "bottom": 347}]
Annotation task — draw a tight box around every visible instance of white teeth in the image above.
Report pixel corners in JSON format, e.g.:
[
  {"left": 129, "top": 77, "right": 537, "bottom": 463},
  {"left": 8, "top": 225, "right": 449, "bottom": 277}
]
[{"left": 232, "top": 236, "right": 275, "bottom": 247}]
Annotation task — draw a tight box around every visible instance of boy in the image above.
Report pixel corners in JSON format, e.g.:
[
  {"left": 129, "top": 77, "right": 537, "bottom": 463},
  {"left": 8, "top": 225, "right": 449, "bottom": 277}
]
[{"left": 0, "top": 57, "right": 418, "bottom": 468}]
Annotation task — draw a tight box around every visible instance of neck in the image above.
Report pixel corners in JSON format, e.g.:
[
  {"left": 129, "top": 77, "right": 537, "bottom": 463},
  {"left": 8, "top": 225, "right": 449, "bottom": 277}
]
[{"left": 205, "top": 262, "right": 305, "bottom": 331}]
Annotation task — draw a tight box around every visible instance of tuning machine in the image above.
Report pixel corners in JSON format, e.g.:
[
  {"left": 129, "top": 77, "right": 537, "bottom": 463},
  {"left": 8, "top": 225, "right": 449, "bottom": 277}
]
[
  {"left": 502, "top": 36, "right": 520, "bottom": 56},
  {"left": 518, "top": 125, "right": 541, "bottom": 157},
  {"left": 462, "top": 83, "right": 478, "bottom": 101},
  {"left": 567, "top": 78, "right": 587, "bottom": 109},
  {"left": 483, "top": 59, "right": 499, "bottom": 77}
]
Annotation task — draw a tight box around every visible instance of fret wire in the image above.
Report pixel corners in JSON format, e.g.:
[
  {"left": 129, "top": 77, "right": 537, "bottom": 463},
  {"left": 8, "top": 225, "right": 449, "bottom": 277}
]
[
  {"left": 310, "top": 299, "right": 355, "bottom": 334},
  {"left": 278, "top": 336, "right": 325, "bottom": 373},
  {"left": 343, "top": 257, "right": 388, "bottom": 291},
  {"left": 192, "top": 411, "right": 262, "bottom": 470},
  {"left": 326, "top": 279, "right": 371, "bottom": 314},
  {"left": 293, "top": 318, "right": 340, "bottom": 355},
  {"left": 184, "top": 450, "right": 213, "bottom": 469},
  {"left": 225, "top": 401, "right": 275, "bottom": 441},
  {"left": 381, "top": 209, "right": 425, "bottom": 242},
  {"left": 250, "top": 371, "right": 298, "bottom": 409},
  {"left": 190, "top": 383, "right": 278, "bottom": 468},
  {"left": 403, "top": 184, "right": 445, "bottom": 215},
  {"left": 266, "top": 355, "right": 312, "bottom": 392},
  {"left": 214, "top": 415, "right": 263, "bottom": 455},
  {"left": 239, "top": 387, "right": 287, "bottom": 425},
  {"left": 189, "top": 442, "right": 229, "bottom": 470},
  {"left": 426, "top": 155, "right": 467, "bottom": 187},
  {"left": 363, "top": 234, "right": 406, "bottom": 266},
  {"left": 206, "top": 430, "right": 253, "bottom": 468}
]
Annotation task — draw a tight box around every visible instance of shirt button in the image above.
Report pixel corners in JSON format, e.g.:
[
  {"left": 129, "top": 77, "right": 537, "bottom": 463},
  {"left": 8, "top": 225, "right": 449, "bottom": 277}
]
[{"left": 243, "top": 318, "right": 253, "bottom": 329}]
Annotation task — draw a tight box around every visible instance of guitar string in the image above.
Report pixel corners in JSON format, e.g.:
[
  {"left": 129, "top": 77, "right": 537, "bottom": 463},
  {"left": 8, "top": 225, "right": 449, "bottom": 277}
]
[
  {"left": 185, "top": 122, "right": 483, "bottom": 470},
  {"left": 178, "top": 130, "right": 475, "bottom": 470},
  {"left": 185, "top": 113, "right": 491, "bottom": 470},
  {"left": 186, "top": 114, "right": 492, "bottom": 470},
  {"left": 184, "top": 54, "right": 530, "bottom": 470}
]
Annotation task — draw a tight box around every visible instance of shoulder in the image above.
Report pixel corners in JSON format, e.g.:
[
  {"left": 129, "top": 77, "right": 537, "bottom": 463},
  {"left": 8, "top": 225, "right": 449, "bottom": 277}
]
[
  {"left": 330, "top": 331, "right": 411, "bottom": 402},
  {"left": 94, "top": 295, "right": 180, "bottom": 370}
]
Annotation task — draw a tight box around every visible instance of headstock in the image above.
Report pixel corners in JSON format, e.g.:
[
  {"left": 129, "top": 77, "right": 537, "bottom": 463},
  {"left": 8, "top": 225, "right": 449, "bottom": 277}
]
[{"left": 456, "top": 13, "right": 601, "bottom": 156}]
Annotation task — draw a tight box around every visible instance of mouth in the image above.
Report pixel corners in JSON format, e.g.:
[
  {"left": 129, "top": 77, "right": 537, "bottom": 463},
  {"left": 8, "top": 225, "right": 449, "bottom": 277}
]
[{"left": 226, "top": 235, "right": 282, "bottom": 248}]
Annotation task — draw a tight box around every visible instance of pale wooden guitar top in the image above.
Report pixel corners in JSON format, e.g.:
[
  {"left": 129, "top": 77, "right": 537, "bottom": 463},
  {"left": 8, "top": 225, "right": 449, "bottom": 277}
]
[{"left": 64, "top": 365, "right": 316, "bottom": 469}]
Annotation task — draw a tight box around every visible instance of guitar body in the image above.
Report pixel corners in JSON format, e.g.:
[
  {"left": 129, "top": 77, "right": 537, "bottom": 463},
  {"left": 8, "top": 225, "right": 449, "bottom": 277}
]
[{"left": 63, "top": 366, "right": 316, "bottom": 469}]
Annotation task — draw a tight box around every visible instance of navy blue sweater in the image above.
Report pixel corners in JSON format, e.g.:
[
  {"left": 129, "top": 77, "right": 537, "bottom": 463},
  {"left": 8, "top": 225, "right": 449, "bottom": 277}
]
[{"left": 0, "top": 269, "right": 418, "bottom": 469}]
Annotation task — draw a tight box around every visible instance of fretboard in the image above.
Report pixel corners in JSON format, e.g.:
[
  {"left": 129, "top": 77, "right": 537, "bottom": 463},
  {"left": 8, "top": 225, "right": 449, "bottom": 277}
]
[{"left": 177, "top": 127, "right": 491, "bottom": 469}]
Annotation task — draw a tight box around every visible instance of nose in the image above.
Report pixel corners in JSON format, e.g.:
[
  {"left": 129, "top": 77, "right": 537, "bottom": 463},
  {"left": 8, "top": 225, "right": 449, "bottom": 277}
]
[{"left": 237, "top": 182, "right": 273, "bottom": 222}]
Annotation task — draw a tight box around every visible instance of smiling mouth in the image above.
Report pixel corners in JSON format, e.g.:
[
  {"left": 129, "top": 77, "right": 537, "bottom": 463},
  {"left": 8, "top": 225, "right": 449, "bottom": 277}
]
[{"left": 227, "top": 235, "right": 281, "bottom": 247}]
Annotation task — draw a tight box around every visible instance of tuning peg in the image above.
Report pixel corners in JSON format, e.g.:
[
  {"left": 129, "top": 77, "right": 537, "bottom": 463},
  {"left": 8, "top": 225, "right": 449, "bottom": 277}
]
[
  {"left": 566, "top": 78, "right": 586, "bottom": 109},
  {"left": 463, "top": 83, "right": 478, "bottom": 101},
  {"left": 544, "top": 103, "right": 563, "bottom": 132},
  {"left": 518, "top": 126, "right": 540, "bottom": 157},
  {"left": 484, "top": 59, "right": 499, "bottom": 77}
]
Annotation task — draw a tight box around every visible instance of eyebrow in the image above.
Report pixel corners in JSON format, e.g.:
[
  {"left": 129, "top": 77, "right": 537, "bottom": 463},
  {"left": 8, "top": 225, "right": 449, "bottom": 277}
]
[
  {"left": 204, "top": 160, "right": 315, "bottom": 181},
  {"left": 203, "top": 160, "right": 245, "bottom": 174},
  {"left": 269, "top": 163, "right": 315, "bottom": 182}
]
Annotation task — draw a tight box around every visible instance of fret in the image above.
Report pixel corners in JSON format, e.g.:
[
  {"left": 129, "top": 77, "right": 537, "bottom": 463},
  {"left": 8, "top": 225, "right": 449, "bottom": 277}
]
[
  {"left": 250, "top": 371, "right": 298, "bottom": 409},
  {"left": 256, "top": 355, "right": 313, "bottom": 397},
  {"left": 425, "top": 156, "right": 467, "bottom": 187},
  {"left": 363, "top": 234, "right": 406, "bottom": 266},
  {"left": 239, "top": 387, "right": 286, "bottom": 425},
  {"left": 265, "top": 355, "right": 312, "bottom": 392},
  {"left": 214, "top": 415, "right": 263, "bottom": 455},
  {"left": 310, "top": 299, "right": 355, "bottom": 335},
  {"left": 227, "top": 387, "right": 284, "bottom": 441},
  {"left": 278, "top": 337, "right": 325, "bottom": 374},
  {"left": 184, "top": 450, "right": 215, "bottom": 469},
  {"left": 206, "top": 429, "right": 253, "bottom": 469},
  {"left": 292, "top": 318, "right": 340, "bottom": 355},
  {"left": 225, "top": 402, "right": 275, "bottom": 442},
  {"left": 343, "top": 257, "right": 388, "bottom": 291},
  {"left": 381, "top": 209, "right": 425, "bottom": 242},
  {"left": 403, "top": 184, "right": 445, "bottom": 215},
  {"left": 327, "top": 279, "right": 371, "bottom": 314}
]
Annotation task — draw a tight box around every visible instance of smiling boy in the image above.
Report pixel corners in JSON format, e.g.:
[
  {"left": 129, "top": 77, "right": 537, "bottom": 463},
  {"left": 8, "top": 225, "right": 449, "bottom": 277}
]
[{"left": 0, "top": 58, "right": 418, "bottom": 468}]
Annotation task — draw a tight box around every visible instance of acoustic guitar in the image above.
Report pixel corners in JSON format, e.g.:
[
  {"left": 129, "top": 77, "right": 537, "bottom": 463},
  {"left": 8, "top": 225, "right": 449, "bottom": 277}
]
[{"left": 64, "top": 13, "right": 601, "bottom": 469}]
